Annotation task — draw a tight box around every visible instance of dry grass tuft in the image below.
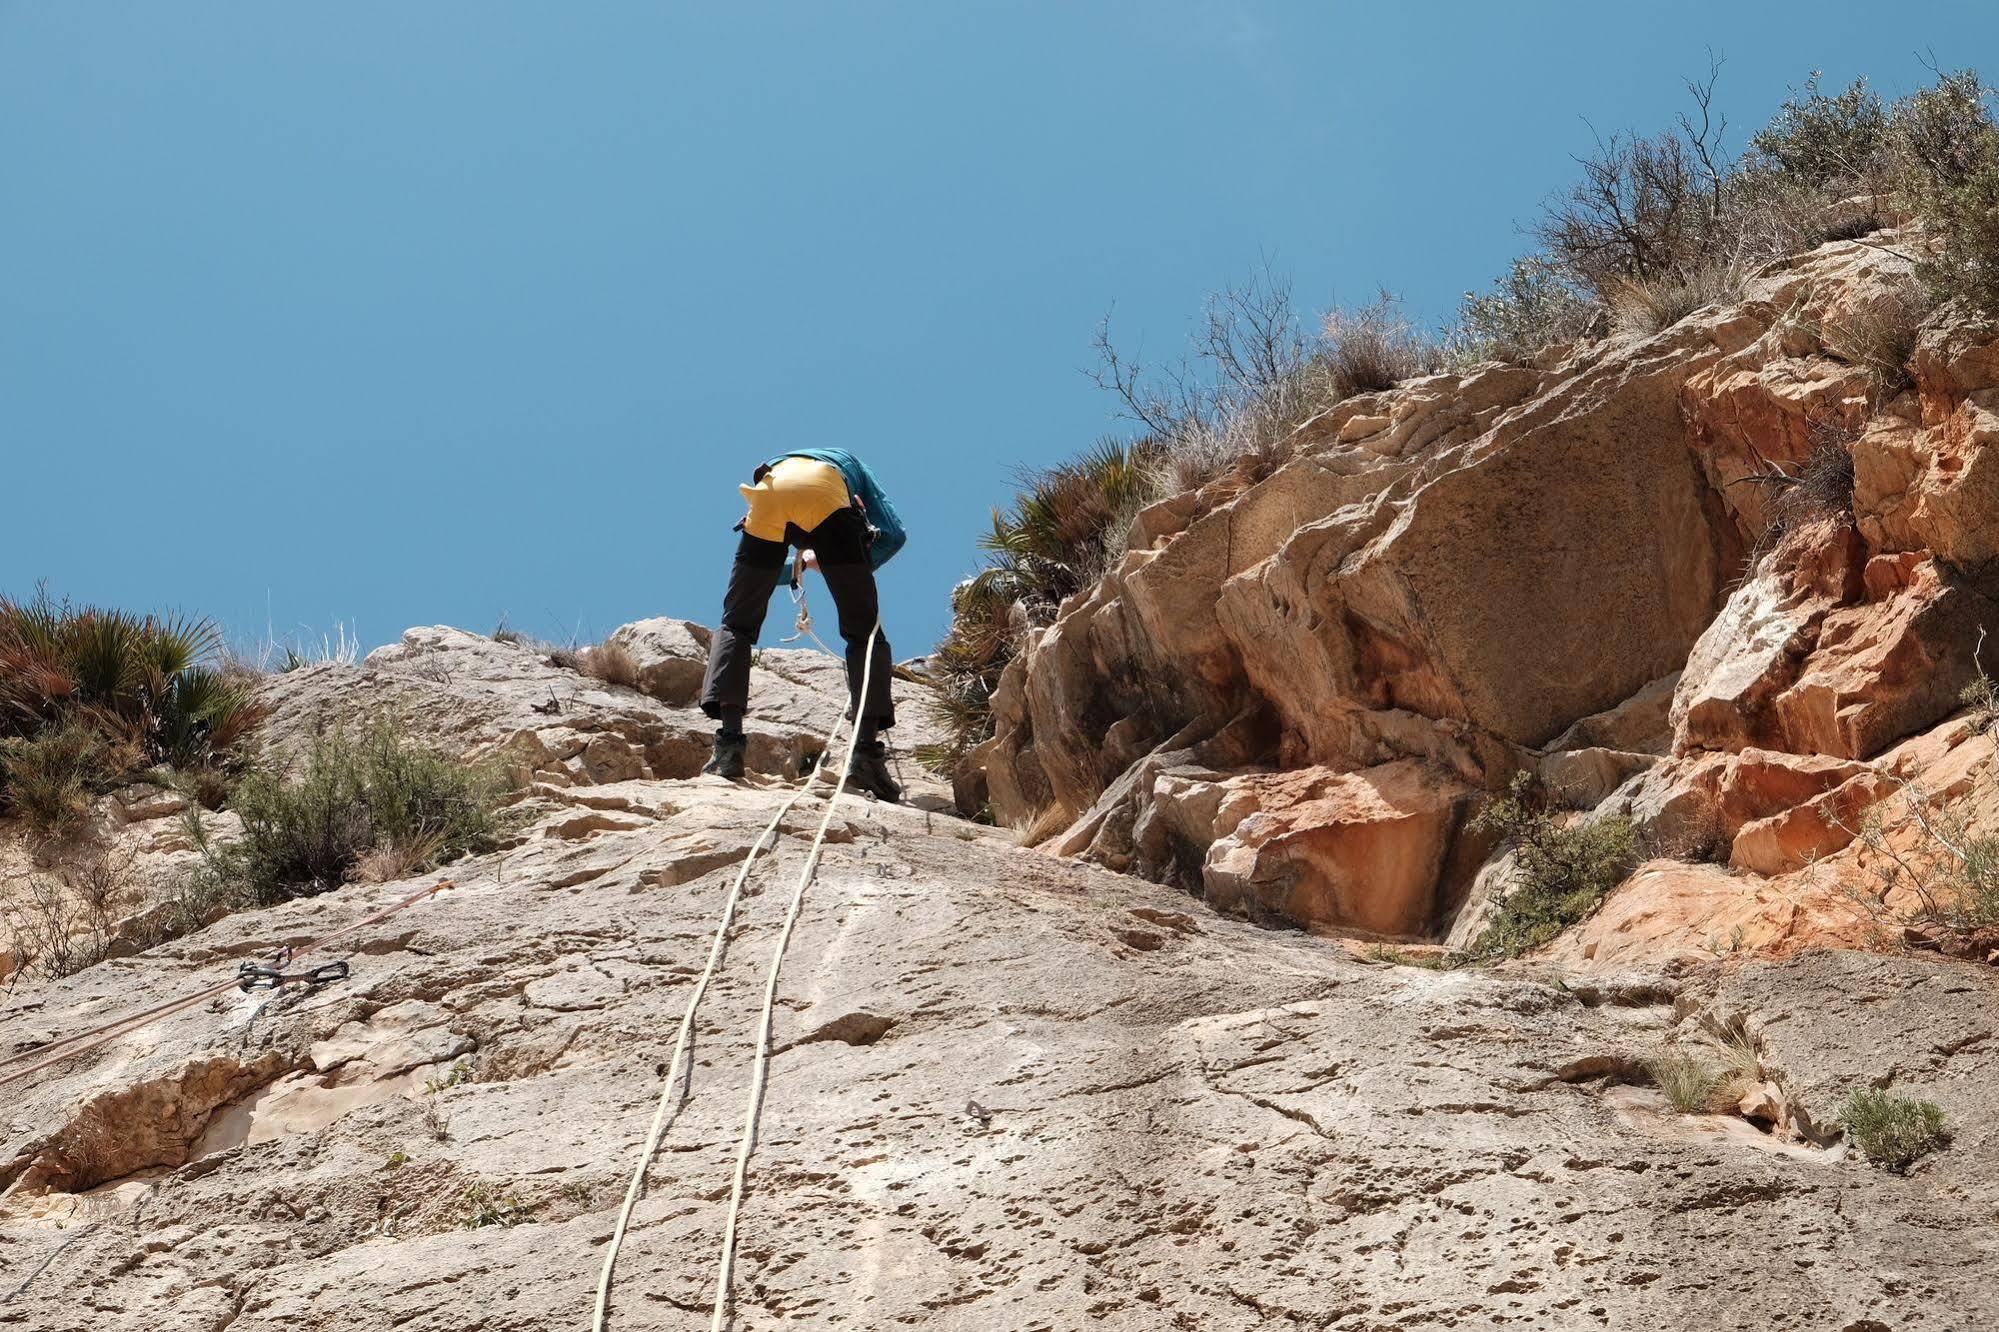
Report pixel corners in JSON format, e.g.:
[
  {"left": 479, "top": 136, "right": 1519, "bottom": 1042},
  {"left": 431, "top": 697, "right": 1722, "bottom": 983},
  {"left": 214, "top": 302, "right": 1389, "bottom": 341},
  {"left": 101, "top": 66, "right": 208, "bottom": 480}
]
[
  {"left": 1322, "top": 291, "right": 1440, "bottom": 394},
  {"left": 1818, "top": 281, "right": 1936, "bottom": 403},
  {"left": 1012, "top": 802, "right": 1075, "bottom": 848},
  {"left": 1608, "top": 263, "right": 1744, "bottom": 336},
  {"left": 578, "top": 642, "right": 640, "bottom": 690},
  {"left": 352, "top": 829, "right": 450, "bottom": 885},
  {"left": 1644, "top": 1050, "right": 1734, "bottom": 1113},
  {"left": 1762, "top": 418, "right": 1860, "bottom": 546}
]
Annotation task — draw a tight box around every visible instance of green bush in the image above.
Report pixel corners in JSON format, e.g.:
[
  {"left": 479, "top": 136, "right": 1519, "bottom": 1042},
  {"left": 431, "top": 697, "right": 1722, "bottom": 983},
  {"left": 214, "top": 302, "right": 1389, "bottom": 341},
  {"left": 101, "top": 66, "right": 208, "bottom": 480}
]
[
  {"left": 1743, "top": 73, "right": 1889, "bottom": 188},
  {"left": 0, "top": 590, "right": 265, "bottom": 831},
  {"left": 1838, "top": 1088, "right": 1949, "bottom": 1171},
  {"left": 1464, "top": 774, "right": 1639, "bottom": 961},
  {"left": 1962, "top": 670, "right": 1999, "bottom": 732},
  {"left": 0, "top": 720, "right": 130, "bottom": 840},
  {"left": 220, "top": 720, "right": 505, "bottom": 905},
  {"left": 1443, "top": 258, "right": 1598, "bottom": 365},
  {"left": 922, "top": 439, "right": 1161, "bottom": 774},
  {"left": 1887, "top": 71, "right": 1999, "bottom": 313}
]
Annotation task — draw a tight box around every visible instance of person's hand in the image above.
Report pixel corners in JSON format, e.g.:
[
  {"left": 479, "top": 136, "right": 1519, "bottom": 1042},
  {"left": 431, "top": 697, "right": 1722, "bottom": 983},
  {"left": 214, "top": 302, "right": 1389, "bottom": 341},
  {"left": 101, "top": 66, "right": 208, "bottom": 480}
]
[{"left": 799, "top": 549, "right": 821, "bottom": 573}]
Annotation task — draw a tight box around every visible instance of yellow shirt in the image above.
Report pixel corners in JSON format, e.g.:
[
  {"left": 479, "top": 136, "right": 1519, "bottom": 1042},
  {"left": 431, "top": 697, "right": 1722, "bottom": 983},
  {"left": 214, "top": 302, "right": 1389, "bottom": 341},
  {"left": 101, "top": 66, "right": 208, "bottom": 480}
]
[{"left": 738, "top": 457, "right": 851, "bottom": 541}]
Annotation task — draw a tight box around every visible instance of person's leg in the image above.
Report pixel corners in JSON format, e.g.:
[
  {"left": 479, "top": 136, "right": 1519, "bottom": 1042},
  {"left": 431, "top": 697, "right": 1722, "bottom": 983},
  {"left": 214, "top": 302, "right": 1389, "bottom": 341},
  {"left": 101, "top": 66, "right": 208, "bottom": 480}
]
[
  {"left": 809, "top": 512, "right": 895, "bottom": 730},
  {"left": 808, "top": 509, "right": 898, "bottom": 800},
  {"left": 699, "top": 531, "right": 787, "bottom": 775}
]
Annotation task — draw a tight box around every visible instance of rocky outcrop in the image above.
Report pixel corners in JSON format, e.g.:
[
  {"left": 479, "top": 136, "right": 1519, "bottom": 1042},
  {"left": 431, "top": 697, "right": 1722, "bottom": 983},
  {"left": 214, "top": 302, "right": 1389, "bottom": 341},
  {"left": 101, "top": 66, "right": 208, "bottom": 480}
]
[
  {"left": 260, "top": 623, "right": 952, "bottom": 808},
  {"left": 979, "top": 234, "right": 1999, "bottom": 950},
  {"left": 0, "top": 623, "right": 953, "bottom": 983},
  {"left": 3, "top": 649, "right": 1996, "bottom": 1328}
]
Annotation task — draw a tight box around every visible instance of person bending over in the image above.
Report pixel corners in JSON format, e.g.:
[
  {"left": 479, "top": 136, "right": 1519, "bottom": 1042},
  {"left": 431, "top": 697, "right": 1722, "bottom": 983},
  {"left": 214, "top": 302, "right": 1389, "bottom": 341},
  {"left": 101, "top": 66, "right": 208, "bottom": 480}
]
[{"left": 697, "top": 448, "right": 905, "bottom": 802}]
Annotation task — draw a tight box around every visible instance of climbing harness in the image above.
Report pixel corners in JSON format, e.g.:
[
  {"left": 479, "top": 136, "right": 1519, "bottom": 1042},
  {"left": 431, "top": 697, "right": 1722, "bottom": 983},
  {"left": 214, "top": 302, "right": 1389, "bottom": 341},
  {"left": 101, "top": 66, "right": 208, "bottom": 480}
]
[
  {"left": 592, "top": 621, "right": 881, "bottom": 1332},
  {"left": 0, "top": 879, "right": 452, "bottom": 1091}
]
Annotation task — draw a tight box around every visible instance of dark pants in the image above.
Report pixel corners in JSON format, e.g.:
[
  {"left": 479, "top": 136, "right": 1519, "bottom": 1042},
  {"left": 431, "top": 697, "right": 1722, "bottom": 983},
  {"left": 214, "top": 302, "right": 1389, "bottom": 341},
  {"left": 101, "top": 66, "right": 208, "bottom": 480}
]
[{"left": 699, "top": 506, "right": 896, "bottom": 729}]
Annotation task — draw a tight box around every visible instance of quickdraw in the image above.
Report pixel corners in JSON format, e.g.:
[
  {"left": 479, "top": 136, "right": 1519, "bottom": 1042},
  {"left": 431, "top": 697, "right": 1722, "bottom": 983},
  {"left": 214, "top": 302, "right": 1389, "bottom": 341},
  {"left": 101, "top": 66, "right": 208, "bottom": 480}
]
[{"left": 235, "top": 959, "right": 351, "bottom": 992}]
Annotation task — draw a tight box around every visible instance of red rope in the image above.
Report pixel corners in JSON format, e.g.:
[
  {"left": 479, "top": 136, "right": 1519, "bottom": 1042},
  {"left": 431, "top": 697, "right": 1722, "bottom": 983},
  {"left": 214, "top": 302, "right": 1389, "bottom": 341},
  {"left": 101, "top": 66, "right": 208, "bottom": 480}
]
[{"left": 0, "top": 879, "right": 453, "bottom": 1090}]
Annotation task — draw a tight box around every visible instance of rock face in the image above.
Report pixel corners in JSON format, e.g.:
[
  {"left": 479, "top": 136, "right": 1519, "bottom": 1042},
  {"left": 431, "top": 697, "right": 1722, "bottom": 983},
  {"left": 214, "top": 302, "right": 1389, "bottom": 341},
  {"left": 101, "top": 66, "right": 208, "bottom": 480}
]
[
  {"left": 258, "top": 623, "right": 953, "bottom": 810},
  {"left": 11, "top": 232, "right": 1999, "bottom": 1329},
  {"left": 978, "top": 234, "right": 1999, "bottom": 950},
  {"left": 3, "top": 648, "right": 1996, "bottom": 1328}
]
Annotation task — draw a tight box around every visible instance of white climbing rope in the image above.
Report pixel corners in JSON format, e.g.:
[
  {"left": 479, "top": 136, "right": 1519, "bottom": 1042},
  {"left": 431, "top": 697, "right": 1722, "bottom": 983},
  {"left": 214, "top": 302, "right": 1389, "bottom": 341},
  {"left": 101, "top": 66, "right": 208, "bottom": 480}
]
[
  {"left": 591, "top": 620, "right": 880, "bottom": 1332},
  {"left": 706, "top": 623, "right": 878, "bottom": 1331}
]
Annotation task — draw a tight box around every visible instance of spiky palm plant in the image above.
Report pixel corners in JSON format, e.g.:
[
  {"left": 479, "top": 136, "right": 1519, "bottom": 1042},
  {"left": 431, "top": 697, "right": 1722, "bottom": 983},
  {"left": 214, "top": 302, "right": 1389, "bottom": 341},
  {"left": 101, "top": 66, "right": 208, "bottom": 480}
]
[
  {"left": 923, "top": 440, "right": 1162, "bottom": 775},
  {"left": 0, "top": 590, "right": 267, "bottom": 824}
]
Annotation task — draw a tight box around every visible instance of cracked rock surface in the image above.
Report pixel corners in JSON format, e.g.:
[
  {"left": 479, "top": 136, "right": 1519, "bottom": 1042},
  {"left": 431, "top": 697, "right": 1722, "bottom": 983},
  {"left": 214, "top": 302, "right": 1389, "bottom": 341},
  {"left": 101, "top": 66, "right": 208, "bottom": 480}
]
[{"left": 3, "top": 640, "right": 1998, "bottom": 1330}]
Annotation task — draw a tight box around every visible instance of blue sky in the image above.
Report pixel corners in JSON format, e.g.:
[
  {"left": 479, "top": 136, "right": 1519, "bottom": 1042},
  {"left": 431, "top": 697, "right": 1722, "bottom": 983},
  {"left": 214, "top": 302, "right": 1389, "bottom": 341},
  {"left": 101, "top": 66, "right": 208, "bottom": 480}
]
[{"left": 3, "top": 3, "right": 1990, "bottom": 660}]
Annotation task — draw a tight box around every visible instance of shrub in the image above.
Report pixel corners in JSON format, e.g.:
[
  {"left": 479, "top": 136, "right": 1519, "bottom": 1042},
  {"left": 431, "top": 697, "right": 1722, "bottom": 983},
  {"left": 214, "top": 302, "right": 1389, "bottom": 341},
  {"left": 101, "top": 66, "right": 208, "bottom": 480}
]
[
  {"left": 1888, "top": 70, "right": 1999, "bottom": 313},
  {"left": 1442, "top": 258, "right": 1599, "bottom": 365},
  {"left": 1847, "top": 780, "right": 1999, "bottom": 942},
  {"left": 1887, "top": 70, "right": 1995, "bottom": 196},
  {"left": 1533, "top": 65, "right": 1999, "bottom": 323},
  {"left": 1744, "top": 73, "right": 1890, "bottom": 189},
  {"left": 1910, "top": 157, "right": 1999, "bottom": 314},
  {"left": 922, "top": 439, "right": 1162, "bottom": 773},
  {"left": 1093, "top": 269, "right": 1309, "bottom": 443},
  {"left": 0, "top": 590, "right": 265, "bottom": 819},
  {"left": 219, "top": 720, "right": 504, "bottom": 905},
  {"left": 1838, "top": 1088, "right": 1949, "bottom": 1170},
  {"left": 0, "top": 721, "right": 128, "bottom": 841},
  {"left": 2, "top": 858, "right": 130, "bottom": 981},
  {"left": 1464, "top": 774, "right": 1639, "bottom": 961},
  {"left": 1962, "top": 667, "right": 1999, "bottom": 733},
  {"left": 1535, "top": 88, "right": 1731, "bottom": 306},
  {"left": 1091, "top": 266, "right": 1340, "bottom": 495},
  {"left": 1322, "top": 291, "right": 1441, "bottom": 394}
]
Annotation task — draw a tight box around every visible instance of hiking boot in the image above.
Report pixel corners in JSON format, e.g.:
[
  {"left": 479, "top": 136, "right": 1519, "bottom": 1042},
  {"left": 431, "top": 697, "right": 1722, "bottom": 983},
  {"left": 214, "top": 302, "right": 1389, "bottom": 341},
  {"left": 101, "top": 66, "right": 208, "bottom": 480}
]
[
  {"left": 844, "top": 739, "right": 901, "bottom": 803},
  {"left": 703, "top": 731, "right": 747, "bottom": 780}
]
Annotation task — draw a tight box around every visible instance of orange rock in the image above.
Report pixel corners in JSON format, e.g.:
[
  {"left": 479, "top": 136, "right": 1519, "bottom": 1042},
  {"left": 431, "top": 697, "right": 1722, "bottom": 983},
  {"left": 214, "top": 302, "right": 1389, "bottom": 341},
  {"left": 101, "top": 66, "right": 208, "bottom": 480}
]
[
  {"left": 1202, "top": 761, "right": 1473, "bottom": 937},
  {"left": 1674, "top": 523, "right": 1997, "bottom": 760},
  {"left": 1715, "top": 748, "right": 1871, "bottom": 826},
  {"left": 1728, "top": 770, "right": 1894, "bottom": 875},
  {"left": 1548, "top": 858, "right": 1875, "bottom": 967}
]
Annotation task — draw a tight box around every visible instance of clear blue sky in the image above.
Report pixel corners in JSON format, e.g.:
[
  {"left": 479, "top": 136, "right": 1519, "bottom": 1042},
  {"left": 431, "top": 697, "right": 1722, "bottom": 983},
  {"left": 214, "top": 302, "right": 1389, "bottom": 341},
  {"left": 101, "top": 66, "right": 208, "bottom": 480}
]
[{"left": 3, "top": 3, "right": 1990, "bottom": 659}]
